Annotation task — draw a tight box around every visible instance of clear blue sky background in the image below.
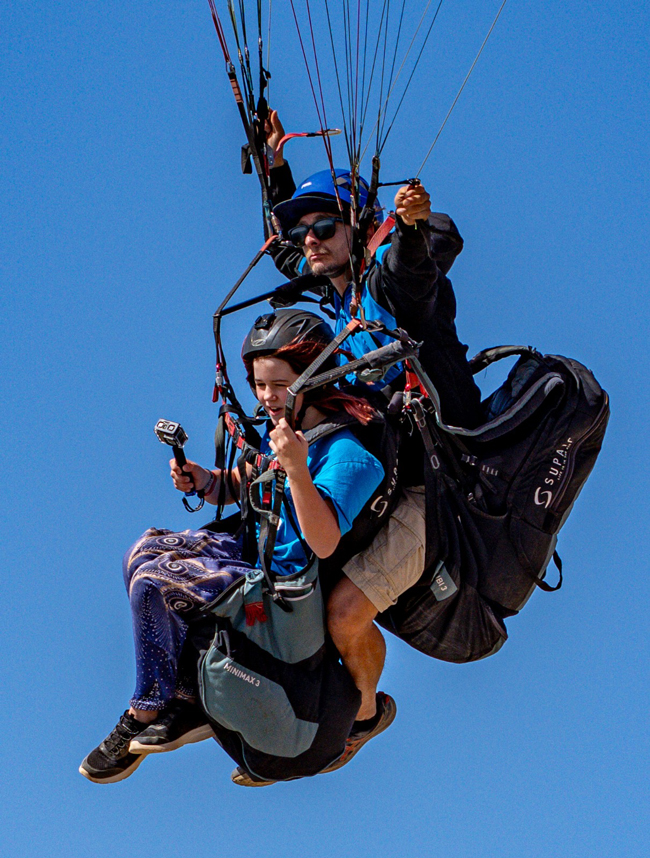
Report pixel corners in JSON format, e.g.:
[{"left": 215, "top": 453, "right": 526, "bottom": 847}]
[{"left": 2, "top": 2, "right": 648, "bottom": 856}]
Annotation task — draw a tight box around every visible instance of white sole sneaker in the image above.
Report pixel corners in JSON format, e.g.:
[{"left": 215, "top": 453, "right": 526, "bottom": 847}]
[
  {"left": 78, "top": 752, "right": 146, "bottom": 784},
  {"left": 129, "top": 723, "right": 215, "bottom": 754},
  {"left": 231, "top": 766, "right": 277, "bottom": 787}
]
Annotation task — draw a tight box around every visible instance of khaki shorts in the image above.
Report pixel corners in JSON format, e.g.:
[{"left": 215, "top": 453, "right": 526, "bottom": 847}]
[{"left": 342, "top": 487, "right": 426, "bottom": 613}]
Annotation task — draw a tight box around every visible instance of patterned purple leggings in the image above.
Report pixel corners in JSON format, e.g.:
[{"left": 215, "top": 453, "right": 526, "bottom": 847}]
[{"left": 123, "top": 528, "right": 251, "bottom": 710}]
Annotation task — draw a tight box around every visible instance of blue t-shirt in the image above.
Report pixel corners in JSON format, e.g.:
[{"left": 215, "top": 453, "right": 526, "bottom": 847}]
[
  {"left": 332, "top": 246, "right": 404, "bottom": 389},
  {"left": 259, "top": 425, "right": 384, "bottom": 576}
]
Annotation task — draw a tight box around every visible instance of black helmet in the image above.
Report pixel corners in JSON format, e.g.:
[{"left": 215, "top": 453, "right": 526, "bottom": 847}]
[{"left": 241, "top": 309, "right": 335, "bottom": 361}]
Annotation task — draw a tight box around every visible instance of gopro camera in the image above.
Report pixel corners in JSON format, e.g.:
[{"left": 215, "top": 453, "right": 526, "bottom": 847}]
[{"left": 154, "top": 419, "right": 188, "bottom": 450}]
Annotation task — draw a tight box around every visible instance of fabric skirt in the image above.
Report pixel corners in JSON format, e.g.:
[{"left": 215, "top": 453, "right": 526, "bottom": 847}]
[{"left": 122, "top": 527, "right": 251, "bottom": 710}]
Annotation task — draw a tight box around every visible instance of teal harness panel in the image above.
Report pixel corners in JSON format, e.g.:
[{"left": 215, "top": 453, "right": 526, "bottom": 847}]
[
  {"left": 201, "top": 653, "right": 319, "bottom": 758},
  {"left": 209, "top": 564, "right": 325, "bottom": 665}
]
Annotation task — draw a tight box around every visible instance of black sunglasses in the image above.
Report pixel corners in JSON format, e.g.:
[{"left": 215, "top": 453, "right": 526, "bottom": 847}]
[{"left": 287, "top": 216, "right": 344, "bottom": 247}]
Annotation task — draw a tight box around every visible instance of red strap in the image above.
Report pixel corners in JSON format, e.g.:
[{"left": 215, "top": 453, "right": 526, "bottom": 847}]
[
  {"left": 366, "top": 214, "right": 396, "bottom": 258},
  {"left": 244, "top": 602, "right": 268, "bottom": 626},
  {"left": 274, "top": 131, "right": 307, "bottom": 156},
  {"left": 225, "top": 413, "right": 283, "bottom": 469},
  {"left": 404, "top": 361, "right": 426, "bottom": 396}
]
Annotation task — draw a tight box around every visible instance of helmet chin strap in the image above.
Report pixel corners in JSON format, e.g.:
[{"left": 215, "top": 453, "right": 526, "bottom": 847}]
[{"left": 294, "top": 399, "right": 310, "bottom": 429}]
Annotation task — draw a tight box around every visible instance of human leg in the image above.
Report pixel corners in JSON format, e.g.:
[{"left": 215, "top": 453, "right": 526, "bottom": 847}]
[
  {"left": 319, "top": 691, "right": 397, "bottom": 775},
  {"left": 327, "top": 576, "right": 384, "bottom": 719},
  {"left": 123, "top": 528, "right": 249, "bottom": 711},
  {"left": 79, "top": 563, "right": 182, "bottom": 784},
  {"left": 80, "top": 529, "right": 249, "bottom": 783},
  {"left": 341, "top": 487, "right": 426, "bottom": 616},
  {"left": 328, "top": 488, "right": 426, "bottom": 718},
  {"left": 122, "top": 570, "right": 215, "bottom": 754}
]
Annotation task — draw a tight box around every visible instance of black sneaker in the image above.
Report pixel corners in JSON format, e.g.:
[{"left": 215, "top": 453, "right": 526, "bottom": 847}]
[
  {"left": 320, "top": 691, "right": 397, "bottom": 775},
  {"left": 128, "top": 699, "right": 215, "bottom": 754},
  {"left": 79, "top": 711, "right": 147, "bottom": 784}
]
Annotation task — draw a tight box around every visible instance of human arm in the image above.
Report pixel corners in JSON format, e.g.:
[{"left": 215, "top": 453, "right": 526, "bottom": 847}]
[
  {"left": 427, "top": 212, "right": 463, "bottom": 275},
  {"left": 377, "top": 182, "right": 439, "bottom": 304},
  {"left": 373, "top": 183, "right": 465, "bottom": 304},
  {"left": 265, "top": 109, "right": 289, "bottom": 172},
  {"left": 268, "top": 419, "right": 341, "bottom": 558},
  {"left": 379, "top": 188, "right": 479, "bottom": 425},
  {"left": 394, "top": 183, "right": 432, "bottom": 225},
  {"left": 267, "top": 238, "right": 310, "bottom": 281},
  {"left": 267, "top": 151, "right": 305, "bottom": 277},
  {"left": 169, "top": 459, "right": 240, "bottom": 506},
  {"left": 394, "top": 178, "right": 463, "bottom": 276},
  {"left": 266, "top": 109, "right": 296, "bottom": 203},
  {"left": 262, "top": 109, "right": 312, "bottom": 278}
]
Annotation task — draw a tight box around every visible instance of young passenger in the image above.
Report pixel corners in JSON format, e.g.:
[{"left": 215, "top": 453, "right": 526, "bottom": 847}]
[{"left": 79, "top": 309, "right": 391, "bottom": 785}]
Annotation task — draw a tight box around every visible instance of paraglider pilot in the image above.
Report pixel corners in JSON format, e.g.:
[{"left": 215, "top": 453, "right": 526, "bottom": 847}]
[{"left": 264, "top": 109, "right": 483, "bottom": 737}]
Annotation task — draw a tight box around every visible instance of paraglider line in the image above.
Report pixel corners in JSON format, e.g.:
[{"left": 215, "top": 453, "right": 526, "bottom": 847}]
[{"left": 416, "top": 0, "right": 509, "bottom": 177}]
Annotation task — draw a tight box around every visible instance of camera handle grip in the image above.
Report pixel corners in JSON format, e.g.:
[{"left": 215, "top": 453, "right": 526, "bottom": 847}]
[{"left": 172, "top": 445, "right": 196, "bottom": 497}]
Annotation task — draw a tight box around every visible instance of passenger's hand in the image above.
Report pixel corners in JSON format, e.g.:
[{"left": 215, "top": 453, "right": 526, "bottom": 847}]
[
  {"left": 268, "top": 418, "right": 309, "bottom": 476},
  {"left": 265, "top": 109, "right": 286, "bottom": 167},
  {"left": 394, "top": 183, "right": 431, "bottom": 226},
  {"left": 169, "top": 458, "right": 212, "bottom": 494}
]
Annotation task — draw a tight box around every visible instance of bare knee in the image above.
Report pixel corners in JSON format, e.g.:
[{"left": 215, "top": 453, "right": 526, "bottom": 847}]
[{"left": 327, "top": 576, "right": 378, "bottom": 640}]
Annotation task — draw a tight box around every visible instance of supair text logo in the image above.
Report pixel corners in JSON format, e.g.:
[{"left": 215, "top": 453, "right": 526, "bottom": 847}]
[
  {"left": 370, "top": 464, "right": 399, "bottom": 516},
  {"left": 534, "top": 437, "right": 574, "bottom": 509}
]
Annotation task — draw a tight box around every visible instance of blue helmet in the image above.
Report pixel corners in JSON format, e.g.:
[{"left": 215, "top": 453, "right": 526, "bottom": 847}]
[{"left": 273, "top": 168, "right": 384, "bottom": 231}]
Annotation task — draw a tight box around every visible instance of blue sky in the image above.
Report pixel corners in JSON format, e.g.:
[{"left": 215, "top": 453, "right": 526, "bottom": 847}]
[{"left": 2, "top": 2, "right": 648, "bottom": 857}]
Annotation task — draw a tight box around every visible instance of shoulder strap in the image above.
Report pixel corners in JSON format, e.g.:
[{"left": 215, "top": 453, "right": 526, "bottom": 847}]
[
  {"left": 302, "top": 411, "right": 358, "bottom": 446},
  {"left": 248, "top": 467, "right": 292, "bottom": 612},
  {"left": 469, "top": 345, "right": 539, "bottom": 375}
]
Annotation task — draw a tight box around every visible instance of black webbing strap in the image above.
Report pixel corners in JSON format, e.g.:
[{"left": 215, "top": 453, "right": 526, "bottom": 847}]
[
  {"left": 408, "top": 396, "right": 467, "bottom": 485},
  {"left": 248, "top": 467, "right": 291, "bottom": 611},
  {"left": 263, "top": 469, "right": 287, "bottom": 576},
  {"left": 422, "top": 461, "right": 452, "bottom": 574},
  {"left": 213, "top": 405, "right": 270, "bottom": 518},
  {"left": 224, "top": 440, "right": 239, "bottom": 511},
  {"left": 410, "top": 397, "right": 442, "bottom": 474},
  {"left": 237, "top": 452, "right": 256, "bottom": 565},
  {"left": 405, "top": 357, "right": 479, "bottom": 470},
  {"left": 535, "top": 550, "right": 563, "bottom": 592},
  {"left": 214, "top": 406, "right": 241, "bottom": 515},
  {"left": 513, "top": 528, "right": 564, "bottom": 593},
  {"left": 469, "top": 345, "right": 538, "bottom": 375},
  {"left": 214, "top": 410, "right": 227, "bottom": 507},
  {"left": 352, "top": 155, "right": 382, "bottom": 282},
  {"left": 287, "top": 339, "right": 420, "bottom": 416}
]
